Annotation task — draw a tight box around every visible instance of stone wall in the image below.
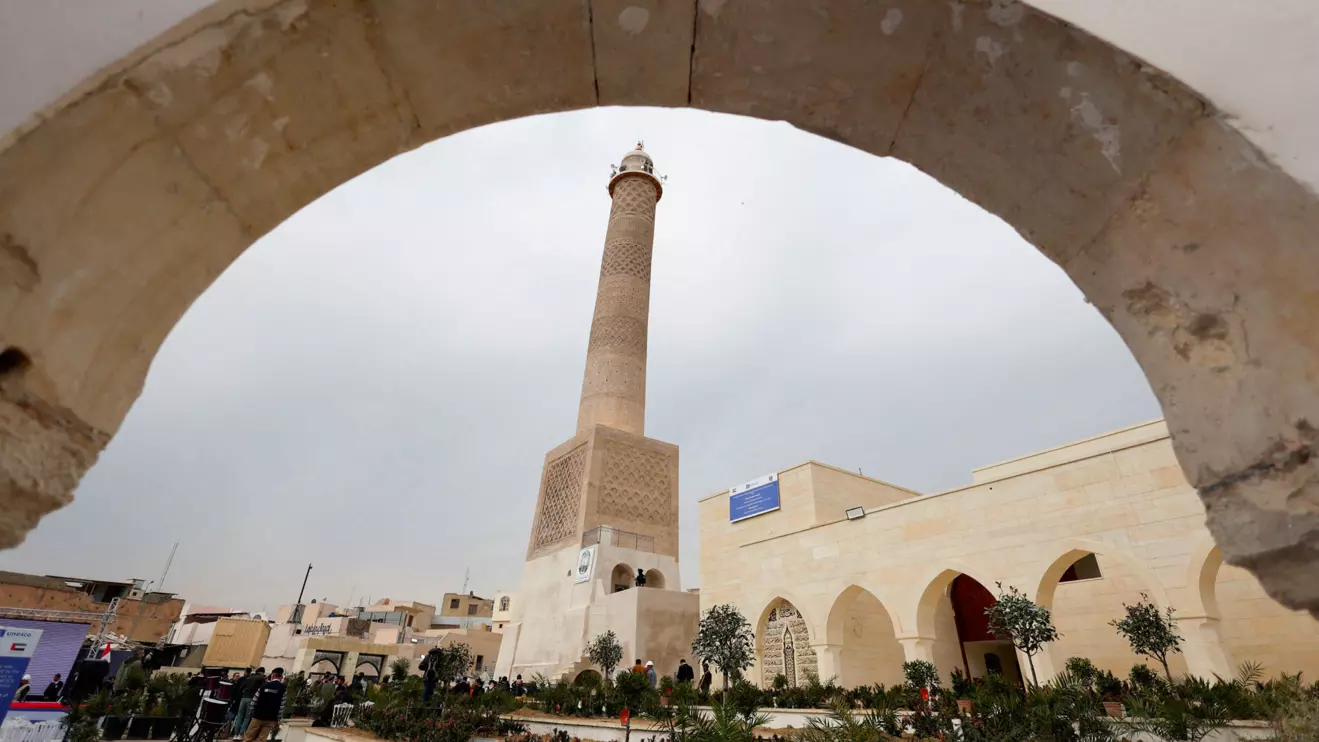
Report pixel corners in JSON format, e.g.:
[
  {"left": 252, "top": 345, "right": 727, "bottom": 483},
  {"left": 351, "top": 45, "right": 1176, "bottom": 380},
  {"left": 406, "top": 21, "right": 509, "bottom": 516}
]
[
  {"left": 699, "top": 422, "right": 1319, "bottom": 686},
  {"left": 0, "top": 575, "right": 183, "bottom": 643}
]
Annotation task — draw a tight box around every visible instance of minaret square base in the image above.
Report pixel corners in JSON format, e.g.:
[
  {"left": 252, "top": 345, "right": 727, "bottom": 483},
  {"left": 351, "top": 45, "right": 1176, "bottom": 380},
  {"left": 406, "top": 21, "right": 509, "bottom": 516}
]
[{"left": 497, "top": 424, "right": 691, "bottom": 681}]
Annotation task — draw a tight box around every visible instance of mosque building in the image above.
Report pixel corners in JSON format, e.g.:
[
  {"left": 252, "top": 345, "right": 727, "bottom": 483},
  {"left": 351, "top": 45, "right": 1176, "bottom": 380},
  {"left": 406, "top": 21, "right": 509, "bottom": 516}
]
[
  {"left": 699, "top": 420, "right": 1319, "bottom": 687},
  {"left": 495, "top": 144, "right": 1319, "bottom": 687}
]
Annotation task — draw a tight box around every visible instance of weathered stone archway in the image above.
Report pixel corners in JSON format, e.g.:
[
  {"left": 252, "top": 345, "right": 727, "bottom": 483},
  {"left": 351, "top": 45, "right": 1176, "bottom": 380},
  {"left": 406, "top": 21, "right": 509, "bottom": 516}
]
[{"left": 3, "top": 0, "right": 1318, "bottom": 616}]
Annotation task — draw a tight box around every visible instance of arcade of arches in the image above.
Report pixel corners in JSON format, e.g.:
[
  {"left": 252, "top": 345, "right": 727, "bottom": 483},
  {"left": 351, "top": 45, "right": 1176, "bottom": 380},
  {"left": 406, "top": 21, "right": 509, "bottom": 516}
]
[
  {"left": 2, "top": 0, "right": 1319, "bottom": 620},
  {"left": 702, "top": 422, "right": 1319, "bottom": 688}
]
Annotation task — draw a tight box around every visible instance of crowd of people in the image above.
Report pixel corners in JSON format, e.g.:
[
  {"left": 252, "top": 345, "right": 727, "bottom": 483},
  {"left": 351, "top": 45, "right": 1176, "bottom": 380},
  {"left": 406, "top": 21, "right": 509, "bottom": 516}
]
[
  {"left": 218, "top": 666, "right": 287, "bottom": 742},
  {"left": 628, "top": 658, "right": 712, "bottom": 691},
  {"left": 411, "top": 650, "right": 714, "bottom": 703},
  {"left": 10, "top": 673, "right": 63, "bottom": 702}
]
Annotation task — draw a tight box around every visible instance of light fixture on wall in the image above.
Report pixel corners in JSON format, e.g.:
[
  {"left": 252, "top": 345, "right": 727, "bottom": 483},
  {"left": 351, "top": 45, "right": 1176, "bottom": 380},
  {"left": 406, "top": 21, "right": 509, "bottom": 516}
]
[{"left": 845, "top": 507, "right": 866, "bottom": 520}]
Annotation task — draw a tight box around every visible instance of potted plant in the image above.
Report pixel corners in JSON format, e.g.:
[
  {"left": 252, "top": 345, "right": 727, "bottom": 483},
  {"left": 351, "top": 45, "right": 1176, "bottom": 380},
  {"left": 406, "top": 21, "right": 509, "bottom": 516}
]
[
  {"left": 950, "top": 668, "right": 975, "bottom": 713},
  {"left": 101, "top": 692, "right": 137, "bottom": 741},
  {"left": 1096, "top": 670, "right": 1124, "bottom": 718},
  {"left": 127, "top": 714, "right": 155, "bottom": 739}
]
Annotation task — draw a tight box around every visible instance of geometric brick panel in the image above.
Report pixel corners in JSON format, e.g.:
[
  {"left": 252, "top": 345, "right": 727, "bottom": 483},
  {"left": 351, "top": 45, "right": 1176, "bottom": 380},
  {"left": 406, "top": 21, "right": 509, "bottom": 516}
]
[
  {"left": 600, "top": 239, "right": 653, "bottom": 282},
  {"left": 587, "top": 315, "right": 648, "bottom": 357},
  {"left": 600, "top": 440, "right": 673, "bottom": 526},
  {"left": 533, "top": 443, "right": 589, "bottom": 552},
  {"left": 609, "top": 177, "right": 657, "bottom": 224}
]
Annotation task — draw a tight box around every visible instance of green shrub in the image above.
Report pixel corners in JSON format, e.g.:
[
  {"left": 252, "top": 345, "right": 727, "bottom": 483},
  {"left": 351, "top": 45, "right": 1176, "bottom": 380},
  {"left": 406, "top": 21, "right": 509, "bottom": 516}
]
[
  {"left": 950, "top": 668, "right": 974, "bottom": 699},
  {"left": 725, "top": 678, "right": 766, "bottom": 721},
  {"left": 1063, "top": 657, "right": 1098, "bottom": 688},
  {"left": 902, "top": 660, "right": 939, "bottom": 692}
]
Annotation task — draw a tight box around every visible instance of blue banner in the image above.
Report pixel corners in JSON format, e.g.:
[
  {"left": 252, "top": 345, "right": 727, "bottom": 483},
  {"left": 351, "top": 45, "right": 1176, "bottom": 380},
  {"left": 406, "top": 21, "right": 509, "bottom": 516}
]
[
  {"left": 0, "top": 625, "right": 42, "bottom": 728},
  {"left": 729, "top": 473, "right": 781, "bottom": 522}
]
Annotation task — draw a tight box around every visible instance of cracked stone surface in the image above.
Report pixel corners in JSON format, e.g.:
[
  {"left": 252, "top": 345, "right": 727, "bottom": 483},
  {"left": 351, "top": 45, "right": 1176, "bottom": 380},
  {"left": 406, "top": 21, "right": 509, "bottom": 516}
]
[{"left": 1, "top": 0, "right": 1318, "bottom": 611}]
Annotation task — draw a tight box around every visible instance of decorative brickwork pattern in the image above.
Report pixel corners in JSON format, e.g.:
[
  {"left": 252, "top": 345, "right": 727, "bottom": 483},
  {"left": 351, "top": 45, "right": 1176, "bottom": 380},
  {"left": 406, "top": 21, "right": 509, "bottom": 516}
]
[
  {"left": 600, "top": 239, "right": 654, "bottom": 282},
  {"left": 761, "top": 601, "right": 818, "bottom": 687},
  {"left": 587, "top": 315, "right": 648, "bottom": 357},
  {"left": 593, "top": 277, "right": 651, "bottom": 319},
  {"left": 533, "top": 444, "right": 588, "bottom": 552},
  {"left": 609, "top": 177, "right": 657, "bottom": 223},
  {"left": 600, "top": 441, "right": 673, "bottom": 526}
]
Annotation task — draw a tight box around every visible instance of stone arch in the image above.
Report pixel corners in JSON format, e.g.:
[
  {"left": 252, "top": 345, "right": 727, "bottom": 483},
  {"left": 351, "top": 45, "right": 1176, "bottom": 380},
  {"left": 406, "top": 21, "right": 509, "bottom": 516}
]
[
  {"left": 643, "top": 568, "right": 665, "bottom": 589},
  {"left": 1034, "top": 539, "right": 1172, "bottom": 611},
  {"left": 825, "top": 585, "right": 904, "bottom": 688},
  {"left": 610, "top": 563, "right": 634, "bottom": 593},
  {"left": 355, "top": 654, "right": 384, "bottom": 677},
  {"left": 2, "top": 0, "right": 1318, "bottom": 615},
  {"left": 1035, "top": 540, "right": 1184, "bottom": 679},
  {"left": 910, "top": 564, "right": 1003, "bottom": 639},
  {"left": 309, "top": 651, "right": 342, "bottom": 676},
  {"left": 908, "top": 564, "right": 1025, "bottom": 683},
  {"left": 1184, "top": 539, "right": 1223, "bottom": 619},
  {"left": 756, "top": 596, "right": 819, "bottom": 688},
  {"left": 573, "top": 668, "right": 603, "bottom": 686}
]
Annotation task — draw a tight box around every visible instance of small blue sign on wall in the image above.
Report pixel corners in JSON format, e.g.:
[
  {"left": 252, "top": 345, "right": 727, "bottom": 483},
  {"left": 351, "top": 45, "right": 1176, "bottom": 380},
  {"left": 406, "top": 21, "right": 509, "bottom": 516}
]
[{"left": 729, "top": 472, "right": 781, "bottom": 522}]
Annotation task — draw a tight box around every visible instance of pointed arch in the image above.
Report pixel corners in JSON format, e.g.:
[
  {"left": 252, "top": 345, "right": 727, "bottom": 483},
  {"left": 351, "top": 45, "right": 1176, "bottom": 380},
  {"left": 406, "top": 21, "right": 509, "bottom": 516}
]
[
  {"left": 755, "top": 595, "right": 820, "bottom": 688},
  {"left": 1183, "top": 539, "right": 1223, "bottom": 619},
  {"left": 1032, "top": 539, "right": 1171, "bottom": 611},
  {"left": 824, "top": 584, "right": 904, "bottom": 687},
  {"left": 909, "top": 562, "right": 1003, "bottom": 639},
  {"left": 1035, "top": 538, "right": 1183, "bottom": 679}
]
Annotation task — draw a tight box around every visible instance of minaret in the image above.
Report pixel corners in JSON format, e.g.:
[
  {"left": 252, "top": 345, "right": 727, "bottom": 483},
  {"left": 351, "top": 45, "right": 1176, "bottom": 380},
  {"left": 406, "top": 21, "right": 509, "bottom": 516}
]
[
  {"left": 577, "top": 143, "right": 663, "bottom": 436},
  {"left": 499, "top": 143, "right": 689, "bottom": 682}
]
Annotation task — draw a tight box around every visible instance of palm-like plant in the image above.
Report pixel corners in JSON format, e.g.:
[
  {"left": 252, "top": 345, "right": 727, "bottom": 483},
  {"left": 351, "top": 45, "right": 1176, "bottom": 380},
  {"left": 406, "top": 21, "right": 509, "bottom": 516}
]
[
  {"left": 1122, "top": 677, "right": 1231, "bottom": 742},
  {"left": 689, "top": 699, "right": 771, "bottom": 742},
  {"left": 796, "top": 701, "right": 895, "bottom": 742}
]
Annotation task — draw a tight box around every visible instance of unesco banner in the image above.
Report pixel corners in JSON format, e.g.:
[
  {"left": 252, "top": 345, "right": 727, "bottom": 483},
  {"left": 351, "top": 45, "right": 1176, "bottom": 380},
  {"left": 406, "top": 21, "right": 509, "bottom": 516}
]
[
  {"left": 0, "top": 626, "right": 43, "bottom": 727},
  {"left": 729, "top": 472, "right": 781, "bottom": 522}
]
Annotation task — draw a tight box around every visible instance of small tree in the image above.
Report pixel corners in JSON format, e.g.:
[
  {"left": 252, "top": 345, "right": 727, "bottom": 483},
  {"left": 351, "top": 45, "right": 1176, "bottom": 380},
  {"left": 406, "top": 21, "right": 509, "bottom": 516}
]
[
  {"left": 587, "top": 629, "right": 624, "bottom": 681},
  {"left": 1111, "top": 593, "right": 1182, "bottom": 681},
  {"left": 691, "top": 603, "right": 756, "bottom": 691},
  {"left": 985, "top": 582, "right": 1059, "bottom": 686},
  {"left": 389, "top": 657, "right": 411, "bottom": 683},
  {"left": 426, "top": 641, "right": 474, "bottom": 684},
  {"left": 903, "top": 659, "right": 940, "bottom": 691}
]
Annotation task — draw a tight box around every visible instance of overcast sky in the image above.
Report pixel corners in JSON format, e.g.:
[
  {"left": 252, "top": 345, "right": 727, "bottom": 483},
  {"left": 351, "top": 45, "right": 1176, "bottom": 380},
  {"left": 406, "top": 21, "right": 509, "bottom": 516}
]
[{"left": 1, "top": 107, "right": 1161, "bottom": 613}]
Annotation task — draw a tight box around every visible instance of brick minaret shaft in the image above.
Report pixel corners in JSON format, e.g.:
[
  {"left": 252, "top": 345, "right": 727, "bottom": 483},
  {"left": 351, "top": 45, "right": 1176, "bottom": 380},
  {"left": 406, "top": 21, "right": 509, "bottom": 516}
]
[{"left": 576, "top": 144, "right": 663, "bottom": 436}]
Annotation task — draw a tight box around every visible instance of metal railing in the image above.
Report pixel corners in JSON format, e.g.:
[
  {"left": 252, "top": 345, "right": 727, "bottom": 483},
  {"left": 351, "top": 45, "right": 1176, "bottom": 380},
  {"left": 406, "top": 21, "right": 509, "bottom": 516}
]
[{"left": 582, "top": 526, "right": 655, "bottom": 553}]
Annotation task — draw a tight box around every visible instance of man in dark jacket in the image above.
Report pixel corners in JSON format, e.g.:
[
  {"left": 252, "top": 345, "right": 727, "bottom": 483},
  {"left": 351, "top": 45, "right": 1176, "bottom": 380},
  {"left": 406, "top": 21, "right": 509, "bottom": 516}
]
[
  {"left": 42, "top": 674, "right": 64, "bottom": 701},
  {"left": 242, "top": 668, "right": 285, "bottom": 742},
  {"left": 231, "top": 667, "right": 265, "bottom": 739},
  {"left": 419, "top": 647, "right": 443, "bottom": 702},
  {"left": 676, "top": 659, "right": 694, "bottom": 683}
]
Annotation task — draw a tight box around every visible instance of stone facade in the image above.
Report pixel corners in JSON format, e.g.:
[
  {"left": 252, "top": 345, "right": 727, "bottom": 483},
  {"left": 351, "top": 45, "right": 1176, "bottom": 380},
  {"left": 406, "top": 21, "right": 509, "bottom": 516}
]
[{"left": 700, "top": 421, "right": 1319, "bottom": 687}]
